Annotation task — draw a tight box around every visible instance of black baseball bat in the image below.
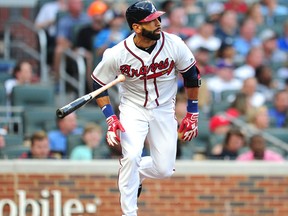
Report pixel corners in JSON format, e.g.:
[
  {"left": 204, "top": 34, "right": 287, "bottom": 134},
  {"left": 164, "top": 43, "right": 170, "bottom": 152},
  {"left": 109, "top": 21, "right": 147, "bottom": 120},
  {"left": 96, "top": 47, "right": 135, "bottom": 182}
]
[
  {"left": 56, "top": 75, "right": 125, "bottom": 118},
  {"left": 56, "top": 94, "right": 93, "bottom": 118}
]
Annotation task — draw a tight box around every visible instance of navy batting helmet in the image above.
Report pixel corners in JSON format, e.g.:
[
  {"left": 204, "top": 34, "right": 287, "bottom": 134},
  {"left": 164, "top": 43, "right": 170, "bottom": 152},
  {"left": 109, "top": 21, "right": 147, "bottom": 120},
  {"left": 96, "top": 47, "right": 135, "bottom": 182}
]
[{"left": 125, "top": 1, "right": 165, "bottom": 30}]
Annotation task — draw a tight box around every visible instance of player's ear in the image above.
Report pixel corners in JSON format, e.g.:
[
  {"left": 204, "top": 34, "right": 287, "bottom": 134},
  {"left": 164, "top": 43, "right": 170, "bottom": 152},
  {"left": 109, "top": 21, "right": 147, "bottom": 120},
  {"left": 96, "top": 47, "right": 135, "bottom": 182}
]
[{"left": 132, "top": 23, "right": 142, "bottom": 33}]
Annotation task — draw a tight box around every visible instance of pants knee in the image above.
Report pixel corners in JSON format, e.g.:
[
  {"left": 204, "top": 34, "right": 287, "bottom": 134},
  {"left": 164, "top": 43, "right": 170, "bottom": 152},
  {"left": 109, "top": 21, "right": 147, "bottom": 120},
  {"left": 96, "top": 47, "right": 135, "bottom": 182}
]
[
  {"left": 155, "top": 164, "right": 174, "bottom": 178},
  {"left": 122, "top": 153, "right": 141, "bottom": 167}
]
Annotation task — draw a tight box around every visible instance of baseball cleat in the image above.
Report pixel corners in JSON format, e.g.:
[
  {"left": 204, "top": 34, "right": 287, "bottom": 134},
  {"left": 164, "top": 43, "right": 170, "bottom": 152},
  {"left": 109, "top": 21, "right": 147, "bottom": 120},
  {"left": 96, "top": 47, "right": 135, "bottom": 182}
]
[{"left": 137, "top": 184, "right": 142, "bottom": 198}]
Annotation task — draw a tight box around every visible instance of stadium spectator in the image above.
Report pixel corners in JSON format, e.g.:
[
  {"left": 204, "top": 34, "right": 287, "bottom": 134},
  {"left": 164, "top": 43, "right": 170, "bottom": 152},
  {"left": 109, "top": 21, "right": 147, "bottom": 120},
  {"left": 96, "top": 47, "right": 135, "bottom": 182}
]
[
  {"left": 205, "top": 2, "right": 224, "bottom": 24},
  {"left": 233, "top": 18, "right": 261, "bottom": 61},
  {"left": 245, "top": 2, "right": 265, "bottom": 29},
  {"left": 48, "top": 112, "right": 83, "bottom": 158},
  {"left": 268, "top": 90, "right": 288, "bottom": 128},
  {"left": 224, "top": 0, "right": 248, "bottom": 14},
  {"left": 277, "top": 21, "right": 288, "bottom": 52},
  {"left": 0, "top": 129, "right": 7, "bottom": 158},
  {"left": 214, "top": 10, "right": 238, "bottom": 44},
  {"left": 186, "top": 20, "right": 221, "bottom": 52},
  {"left": 276, "top": 58, "right": 288, "bottom": 82},
  {"left": 70, "top": 122, "right": 110, "bottom": 160},
  {"left": 74, "top": 0, "right": 108, "bottom": 92},
  {"left": 93, "top": 9, "right": 129, "bottom": 60},
  {"left": 255, "top": 65, "right": 278, "bottom": 102},
  {"left": 259, "top": 28, "right": 287, "bottom": 65},
  {"left": 20, "top": 131, "right": 55, "bottom": 159},
  {"left": 233, "top": 47, "right": 264, "bottom": 81},
  {"left": 240, "top": 77, "right": 266, "bottom": 108},
  {"left": 285, "top": 79, "right": 288, "bottom": 96},
  {"left": 210, "top": 128, "right": 246, "bottom": 160},
  {"left": 0, "top": 133, "right": 6, "bottom": 149},
  {"left": 193, "top": 47, "right": 216, "bottom": 76},
  {"left": 159, "top": 0, "right": 176, "bottom": 28},
  {"left": 214, "top": 41, "right": 236, "bottom": 66},
  {"left": 52, "top": 0, "right": 91, "bottom": 79},
  {"left": 197, "top": 80, "right": 212, "bottom": 114},
  {"left": 237, "top": 133, "right": 284, "bottom": 161},
  {"left": 34, "top": 0, "right": 67, "bottom": 65},
  {"left": 163, "top": 6, "right": 196, "bottom": 42},
  {"left": 225, "top": 92, "right": 252, "bottom": 118},
  {"left": 260, "top": 0, "right": 288, "bottom": 26},
  {"left": 180, "top": 0, "right": 203, "bottom": 15},
  {"left": 209, "top": 115, "right": 231, "bottom": 135},
  {"left": 75, "top": 1, "right": 108, "bottom": 52},
  {"left": 4, "top": 61, "right": 35, "bottom": 98},
  {"left": 206, "top": 61, "right": 242, "bottom": 102},
  {"left": 246, "top": 106, "right": 270, "bottom": 131}
]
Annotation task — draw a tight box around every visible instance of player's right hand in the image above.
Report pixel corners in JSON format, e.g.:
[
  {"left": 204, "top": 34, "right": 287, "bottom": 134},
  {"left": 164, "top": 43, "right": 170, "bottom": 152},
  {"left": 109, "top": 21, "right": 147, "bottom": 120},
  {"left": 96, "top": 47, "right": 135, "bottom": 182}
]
[{"left": 106, "top": 115, "right": 125, "bottom": 146}]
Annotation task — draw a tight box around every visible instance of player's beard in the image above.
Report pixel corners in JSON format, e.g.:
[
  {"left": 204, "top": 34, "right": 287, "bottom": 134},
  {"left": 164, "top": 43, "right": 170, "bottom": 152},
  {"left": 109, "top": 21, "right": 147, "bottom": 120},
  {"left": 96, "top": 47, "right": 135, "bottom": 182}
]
[{"left": 141, "top": 27, "right": 161, "bottom": 41}]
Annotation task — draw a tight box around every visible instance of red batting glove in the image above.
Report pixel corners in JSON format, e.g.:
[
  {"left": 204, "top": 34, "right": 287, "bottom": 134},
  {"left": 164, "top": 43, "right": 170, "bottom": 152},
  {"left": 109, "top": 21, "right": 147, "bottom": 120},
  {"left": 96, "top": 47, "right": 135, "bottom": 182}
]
[
  {"left": 178, "top": 112, "right": 199, "bottom": 141},
  {"left": 106, "top": 115, "right": 125, "bottom": 146}
]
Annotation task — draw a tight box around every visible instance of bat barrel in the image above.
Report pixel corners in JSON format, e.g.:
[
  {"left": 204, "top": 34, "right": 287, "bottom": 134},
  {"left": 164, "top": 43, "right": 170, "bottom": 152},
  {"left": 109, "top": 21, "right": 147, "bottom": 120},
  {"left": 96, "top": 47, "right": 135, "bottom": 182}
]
[
  {"left": 56, "top": 107, "right": 72, "bottom": 119},
  {"left": 56, "top": 94, "right": 93, "bottom": 118},
  {"left": 55, "top": 75, "right": 126, "bottom": 118}
]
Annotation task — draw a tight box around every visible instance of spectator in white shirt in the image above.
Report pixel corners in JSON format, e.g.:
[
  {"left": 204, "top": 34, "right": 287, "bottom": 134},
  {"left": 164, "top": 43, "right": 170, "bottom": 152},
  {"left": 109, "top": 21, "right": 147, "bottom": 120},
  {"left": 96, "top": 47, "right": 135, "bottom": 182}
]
[
  {"left": 206, "top": 61, "right": 242, "bottom": 102},
  {"left": 35, "top": 0, "right": 67, "bottom": 39},
  {"left": 186, "top": 20, "right": 221, "bottom": 52},
  {"left": 241, "top": 77, "right": 266, "bottom": 107},
  {"left": 34, "top": 0, "right": 67, "bottom": 64},
  {"left": 4, "top": 61, "right": 34, "bottom": 96},
  {"left": 234, "top": 47, "right": 264, "bottom": 81},
  {"left": 259, "top": 28, "right": 287, "bottom": 66}
]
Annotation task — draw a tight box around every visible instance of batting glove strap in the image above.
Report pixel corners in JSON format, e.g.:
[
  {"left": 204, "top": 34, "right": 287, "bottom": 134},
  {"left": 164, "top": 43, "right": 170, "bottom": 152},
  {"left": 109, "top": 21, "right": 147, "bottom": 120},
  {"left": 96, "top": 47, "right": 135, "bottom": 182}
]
[
  {"left": 178, "top": 112, "right": 199, "bottom": 141},
  {"left": 106, "top": 115, "right": 125, "bottom": 146}
]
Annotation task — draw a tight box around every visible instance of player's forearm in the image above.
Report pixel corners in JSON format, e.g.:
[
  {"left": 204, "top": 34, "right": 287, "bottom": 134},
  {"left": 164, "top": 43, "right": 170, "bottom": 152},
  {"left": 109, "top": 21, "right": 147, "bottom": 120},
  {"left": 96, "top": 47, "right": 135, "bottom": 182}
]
[
  {"left": 35, "top": 20, "right": 54, "bottom": 29},
  {"left": 95, "top": 96, "right": 111, "bottom": 108},
  {"left": 185, "top": 87, "right": 199, "bottom": 100}
]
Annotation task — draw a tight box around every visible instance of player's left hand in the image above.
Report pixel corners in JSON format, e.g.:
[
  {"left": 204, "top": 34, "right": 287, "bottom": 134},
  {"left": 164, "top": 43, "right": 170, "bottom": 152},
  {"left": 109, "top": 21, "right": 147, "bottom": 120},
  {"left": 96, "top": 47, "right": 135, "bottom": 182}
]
[
  {"left": 178, "top": 112, "right": 199, "bottom": 141},
  {"left": 106, "top": 115, "right": 125, "bottom": 146}
]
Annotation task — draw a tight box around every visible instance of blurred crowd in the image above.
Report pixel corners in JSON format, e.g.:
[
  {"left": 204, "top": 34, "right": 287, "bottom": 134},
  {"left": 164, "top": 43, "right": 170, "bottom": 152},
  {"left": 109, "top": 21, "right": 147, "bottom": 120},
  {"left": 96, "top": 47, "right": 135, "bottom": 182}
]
[{"left": 0, "top": 0, "right": 288, "bottom": 161}]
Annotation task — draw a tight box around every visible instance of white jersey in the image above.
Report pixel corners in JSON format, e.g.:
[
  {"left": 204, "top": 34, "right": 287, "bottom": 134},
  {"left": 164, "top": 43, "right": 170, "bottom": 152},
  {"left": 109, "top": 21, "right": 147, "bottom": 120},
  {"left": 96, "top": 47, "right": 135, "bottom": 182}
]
[{"left": 91, "top": 31, "right": 196, "bottom": 109}]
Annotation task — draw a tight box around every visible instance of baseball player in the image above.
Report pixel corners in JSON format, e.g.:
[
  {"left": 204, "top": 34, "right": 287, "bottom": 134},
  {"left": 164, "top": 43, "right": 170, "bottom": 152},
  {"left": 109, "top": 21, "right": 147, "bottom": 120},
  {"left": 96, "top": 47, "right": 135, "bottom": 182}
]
[{"left": 91, "top": 1, "right": 200, "bottom": 215}]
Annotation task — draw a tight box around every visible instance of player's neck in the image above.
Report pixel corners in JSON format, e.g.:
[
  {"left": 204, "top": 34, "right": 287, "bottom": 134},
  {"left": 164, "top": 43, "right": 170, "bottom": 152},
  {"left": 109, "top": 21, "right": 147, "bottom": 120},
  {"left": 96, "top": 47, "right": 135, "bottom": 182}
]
[
  {"left": 135, "top": 42, "right": 157, "bottom": 54},
  {"left": 133, "top": 35, "right": 156, "bottom": 50}
]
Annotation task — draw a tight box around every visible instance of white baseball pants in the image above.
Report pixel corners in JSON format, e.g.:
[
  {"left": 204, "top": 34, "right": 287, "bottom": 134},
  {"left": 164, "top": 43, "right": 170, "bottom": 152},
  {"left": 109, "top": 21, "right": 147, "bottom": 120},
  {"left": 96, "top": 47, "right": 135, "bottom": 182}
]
[{"left": 118, "top": 101, "right": 178, "bottom": 216}]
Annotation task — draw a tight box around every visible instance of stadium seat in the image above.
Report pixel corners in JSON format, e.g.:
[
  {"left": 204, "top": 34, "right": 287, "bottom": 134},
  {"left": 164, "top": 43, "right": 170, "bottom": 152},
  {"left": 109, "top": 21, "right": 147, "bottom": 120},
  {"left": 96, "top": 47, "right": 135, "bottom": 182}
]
[
  {"left": 0, "top": 73, "right": 12, "bottom": 84},
  {"left": 67, "top": 134, "right": 84, "bottom": 158},
  {"left": 67, "top": 133, "right": 111, "bottom": 159},
  {"left": 11, "top": 84, "right": 55, "bottom": 108},
  {"left": 265, "top": 128, "right": 288, "bottom": 144},
  {"left": 268, "top": 146, "right": 286, "bottom": 157},
  {"left": 264, "top": 128, "right": 288, "bottom": 158},
  {"left": 187, "top": 13, "right": 204, "bottom": 27},
  {"left": 0, "top": 58, "right": 16, "bottom": 73},
  {"left": 23, "top": 107, "right": 57, "bottom": 137},
  {"left": 0, "top": 84, "right": 6, "bottom": 106},
  {"left": 221, "top": 89, "right": 238, "bottom": 102},
  {"left": 4, "top": 134, "right": 24, "bottom": 146},
  {"left": 76, "top": 106, "right": 106, "bottom": 126},
  {"left": 274, "top": 15, "right": 288, "bottom": 26},
  {"left": 210, "top": 101, "right": 230, "bottom": 116},
  {"left": 1, "top": 145, "right": 30, "bottom": 159},
  {"left": 190, "top": 118, "right": 210, "bottom": 154},
  {"left": 208, "top": 134, "right": 225, "bottom": 154}
]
